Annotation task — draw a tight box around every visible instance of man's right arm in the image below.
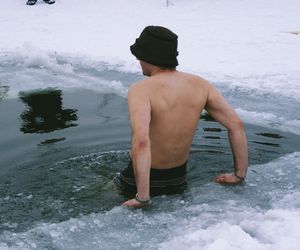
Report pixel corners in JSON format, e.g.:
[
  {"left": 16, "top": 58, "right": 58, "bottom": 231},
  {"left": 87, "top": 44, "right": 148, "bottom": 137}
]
[
  {"left": 122, "top": 83, "right": 152, "bottom": 207},
  {"left": 204, "top": 84, "right": 248, "bottom": 184}
]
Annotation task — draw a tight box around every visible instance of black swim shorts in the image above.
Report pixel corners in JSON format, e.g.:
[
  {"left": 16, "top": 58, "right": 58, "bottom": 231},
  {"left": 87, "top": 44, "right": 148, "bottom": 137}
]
[{"left": 113, "top": 159, "right": 187, "bottom": 196}]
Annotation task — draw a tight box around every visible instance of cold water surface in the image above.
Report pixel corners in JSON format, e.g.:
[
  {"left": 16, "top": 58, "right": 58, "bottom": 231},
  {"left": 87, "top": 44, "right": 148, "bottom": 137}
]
[{"left": 0, "top": 55, "right": 300, "bottom": 250}]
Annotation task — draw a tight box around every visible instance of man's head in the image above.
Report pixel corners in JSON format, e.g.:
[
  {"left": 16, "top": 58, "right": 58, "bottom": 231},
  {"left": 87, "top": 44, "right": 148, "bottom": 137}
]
[{"left": 130, "top": 26, "right": 179, "bottom": 71}]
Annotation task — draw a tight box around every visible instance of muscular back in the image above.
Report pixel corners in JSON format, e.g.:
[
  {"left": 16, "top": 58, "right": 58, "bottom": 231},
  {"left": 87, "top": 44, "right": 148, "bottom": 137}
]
[{"left": 129, "top": 71, "right": 210, "bottom": 169}]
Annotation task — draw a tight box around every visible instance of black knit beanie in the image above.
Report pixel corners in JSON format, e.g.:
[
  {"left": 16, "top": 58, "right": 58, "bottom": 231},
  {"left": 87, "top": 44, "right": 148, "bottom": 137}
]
[{"left": 130, "top": 26, "right": 179, "bottom": 68}]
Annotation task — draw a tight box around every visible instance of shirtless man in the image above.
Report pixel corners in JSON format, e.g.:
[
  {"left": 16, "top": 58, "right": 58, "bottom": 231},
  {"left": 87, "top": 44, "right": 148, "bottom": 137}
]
[{"left": 114, "top": 26, "right": 248, "bottom": 208}]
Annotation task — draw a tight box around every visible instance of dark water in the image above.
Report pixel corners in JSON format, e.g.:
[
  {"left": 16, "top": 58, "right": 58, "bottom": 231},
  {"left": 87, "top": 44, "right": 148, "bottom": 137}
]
[
  {"left": 0, "top": 54, "right": 300, "bottom": 248},
  {"left": 1, "top": 88, "right": 300, "bottom": 236}
]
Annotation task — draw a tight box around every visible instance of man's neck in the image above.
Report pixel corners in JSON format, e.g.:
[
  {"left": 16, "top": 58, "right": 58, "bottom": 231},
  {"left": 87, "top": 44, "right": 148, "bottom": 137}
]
[{"left": 150, "top": 68, "right": 176, "bottom": 76}]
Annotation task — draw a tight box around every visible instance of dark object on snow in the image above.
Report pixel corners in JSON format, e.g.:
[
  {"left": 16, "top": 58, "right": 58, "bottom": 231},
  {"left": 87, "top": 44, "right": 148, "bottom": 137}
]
[
  {"left": 26, "top": 0, "right": 55, "bottom": 5},
  {"left": 44, "top": 0, "right": 55, "bottom": 4},
  {"left": 26, "top": 0, "right": 37, "bottom": 5}
]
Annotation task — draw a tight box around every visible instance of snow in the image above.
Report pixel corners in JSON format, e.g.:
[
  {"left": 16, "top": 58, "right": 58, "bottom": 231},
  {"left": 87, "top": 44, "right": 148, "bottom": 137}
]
[{"left": 1, "top": 0, "right": 299, "bottom": 77}]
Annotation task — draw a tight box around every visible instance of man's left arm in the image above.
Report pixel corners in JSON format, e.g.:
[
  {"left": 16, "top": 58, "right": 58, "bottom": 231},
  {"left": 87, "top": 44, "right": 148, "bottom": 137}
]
[
  {"left": 205, "top": 84, "right": 248, "bottom": 184},
  {"left": 123, "top": 83, "right": 152, "bottom": 208}
]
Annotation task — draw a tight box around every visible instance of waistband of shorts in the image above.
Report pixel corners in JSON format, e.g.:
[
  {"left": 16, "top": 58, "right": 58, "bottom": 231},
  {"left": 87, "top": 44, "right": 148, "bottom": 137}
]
[{"left": 120, "top": 160, "right": 187, "bottom": 187}]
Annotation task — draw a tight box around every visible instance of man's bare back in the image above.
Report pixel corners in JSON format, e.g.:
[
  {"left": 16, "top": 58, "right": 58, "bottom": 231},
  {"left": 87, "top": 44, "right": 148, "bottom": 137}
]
[{"left": 131, "top": 70, "right": 209, "bottom": 169}]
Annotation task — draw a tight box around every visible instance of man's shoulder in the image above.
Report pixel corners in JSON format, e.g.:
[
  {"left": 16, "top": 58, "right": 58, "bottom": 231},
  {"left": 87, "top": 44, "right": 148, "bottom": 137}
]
[
  {"left": 181, "top": 71, "right": 210, "bottom": 84},
  {"left": 128, "top": 79, "right": 148, "bottom": 91},
  {"left": 128, "top": 80, "right": 150, "bottom": 100},
  {"left": 174, "top": 71, "right": 211, "bottom": 92},
  {"left": 128, "top": 71, "right": 211, "bottom": 92}
]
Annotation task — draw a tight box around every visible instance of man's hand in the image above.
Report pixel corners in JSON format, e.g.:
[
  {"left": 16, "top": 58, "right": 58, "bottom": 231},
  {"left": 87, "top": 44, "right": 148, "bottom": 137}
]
[
  {"left": 122, "top": 199, "right": 149, "bottom": 208},
  {"left": 215, "top": 173, "right": 244, "bottom": 185}
]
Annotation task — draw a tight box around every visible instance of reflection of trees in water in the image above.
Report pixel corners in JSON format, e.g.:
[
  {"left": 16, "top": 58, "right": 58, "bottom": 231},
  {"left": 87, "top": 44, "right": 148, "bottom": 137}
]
[
  {"left": 19, "top": 88, "right": 78, "bottom": 134},
  {"left": 0, "top": 85, "right": 9, "bottom": 102}
]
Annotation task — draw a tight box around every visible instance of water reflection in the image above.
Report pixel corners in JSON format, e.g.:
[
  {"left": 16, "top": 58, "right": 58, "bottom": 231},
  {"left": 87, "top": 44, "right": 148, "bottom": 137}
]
[
  {"left": 203, "top": 136, "right": 221, "bottom": 139},
  {"left": 200, "top": 112, "right": 215, "bottom": 121},
  {"left": 203, "top": 127, "right": 224, "bottom": 132},
  {"left": 19, "top": 88, "right": 78, "bottom": 134},
  {"left": 251, "top": 141, "right": 280, "bottom": 148},
  {"left": 39, "top": 137, "right": 66, "bottom": 145},
  {"left": 0, "top": 85, "right": 9, "bottom": 102},
  {"left": 255, "top": 132, "right": 283, "bottom": 139}
]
